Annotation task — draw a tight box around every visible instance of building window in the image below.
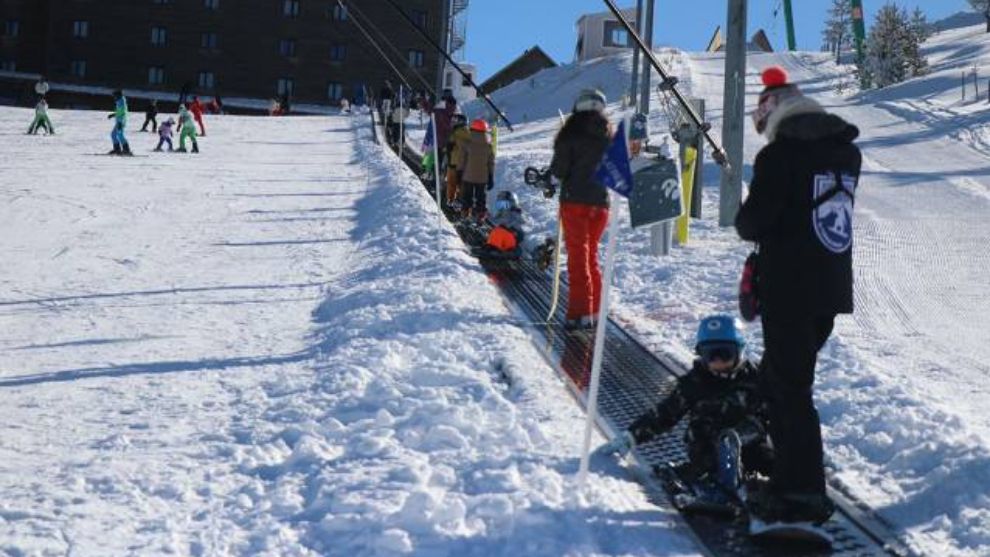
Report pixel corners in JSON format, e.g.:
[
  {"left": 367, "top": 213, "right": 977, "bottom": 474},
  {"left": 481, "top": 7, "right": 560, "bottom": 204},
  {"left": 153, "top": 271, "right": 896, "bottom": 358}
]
[
  {"left": 4, "top": 20, "right": 19, "bottom": 37},
  {"left": 330, "top": 4, "right": 347, "bottom": 21},
  {"left": 282, "top": 0, "right": 300, "bottom": 17},
  {"left": 279, "top": 38, "right": 296, "bottom": 57},
  {"left": 70, "top": 60, "right": 87, "bottom": 78},
  {"left": 603, "top": 21, "right": 630, "bottom": 48},
  {"left": 199, "top": 71, "right": 215, "bottom": 89},
  {"left": 277, "top": 78, "right": 294, "bottom": 96},
  {"left": 201, "top": 32, "right": 218, "bottom": 49},
  {"left": 204, "top": 0, "right": 219, "bottom": 9},
  {"left": 0, "top": 61, "right": 15, "bottom": 72},
  {"left": 408, "top": 50, "right": 424, "bottom": 68},
  {"left": 152, "top": 0, "right": 172, "bottom": 4},
  {"left": 72, "top": 20, "right": 89, "bottom": 38},
  {"left": 411, "top": 9, "right": 427, "bottom": 29},
  {"left": 148, "top": 66, "right": 165, "bottom": 85},
  {"left": 329, "top": 44, "right": 346, "bottom": 62},
  {"left": 151, "top": 26, "right": 167, "bottom": 46},
  {"left": 327, "top": 82, "right": 343, "bottom": 101}
]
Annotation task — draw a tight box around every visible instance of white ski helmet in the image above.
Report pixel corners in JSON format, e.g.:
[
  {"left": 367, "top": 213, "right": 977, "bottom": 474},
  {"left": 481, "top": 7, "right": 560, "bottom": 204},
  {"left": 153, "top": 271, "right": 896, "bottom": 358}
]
[{"left": 574, "top": 88, "right": 606, "bottom": 113}]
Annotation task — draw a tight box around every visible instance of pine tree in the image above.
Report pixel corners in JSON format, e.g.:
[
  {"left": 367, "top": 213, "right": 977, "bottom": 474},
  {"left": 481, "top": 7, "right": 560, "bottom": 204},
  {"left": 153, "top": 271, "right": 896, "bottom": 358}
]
[
  {"left": 907, "top": 7, "right": 930, "bottom": 77},
  {"left": 968, "top": 0, "right": 990, "bottom": 33},
  {"left": 859, "top": 3, "right": 928, "bottom": 88},
  {"left": 822, "top": 0, "right": 853, "bottom": 64}
]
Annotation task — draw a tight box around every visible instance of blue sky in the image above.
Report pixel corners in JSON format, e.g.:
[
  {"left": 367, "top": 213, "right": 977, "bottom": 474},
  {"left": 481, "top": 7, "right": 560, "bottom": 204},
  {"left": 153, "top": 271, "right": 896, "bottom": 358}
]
[{"left": 465, "top": 0, "right": 974, "bottom": 81}]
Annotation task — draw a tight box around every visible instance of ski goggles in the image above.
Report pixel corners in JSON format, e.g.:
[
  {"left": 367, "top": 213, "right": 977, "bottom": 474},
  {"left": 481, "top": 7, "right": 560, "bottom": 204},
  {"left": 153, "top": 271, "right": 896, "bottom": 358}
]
[
  {"left": 494, "top": 199, "right": 513, "bottom": 212},
  {"left": 697, "top": 342, "right": 740, "bottom": 365}
]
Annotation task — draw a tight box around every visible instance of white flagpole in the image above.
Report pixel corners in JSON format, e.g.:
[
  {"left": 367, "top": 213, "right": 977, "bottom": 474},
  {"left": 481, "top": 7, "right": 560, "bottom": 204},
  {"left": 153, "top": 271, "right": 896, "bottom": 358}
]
[
  {"left": 432, "top": 112, "right": 442, "bottom": 230},
  {"left": 577, "top": 189, "right": 620, "bottom": 485}
]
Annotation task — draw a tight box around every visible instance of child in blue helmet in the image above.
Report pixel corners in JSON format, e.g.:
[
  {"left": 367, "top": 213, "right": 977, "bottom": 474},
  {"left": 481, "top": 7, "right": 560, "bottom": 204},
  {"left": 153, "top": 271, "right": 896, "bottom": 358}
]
[{"left": 599, "top": 315, "right": 772, "bottom": 492}]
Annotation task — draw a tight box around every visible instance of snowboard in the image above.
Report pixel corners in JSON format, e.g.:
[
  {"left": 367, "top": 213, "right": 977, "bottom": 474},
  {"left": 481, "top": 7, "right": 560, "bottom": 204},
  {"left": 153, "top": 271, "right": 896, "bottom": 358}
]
[
  {"left": 470, "top": 245, "right": 521, "bottom": 260},
  {"left": 749, "top": 516, "right": 833, "bottom": 547}
]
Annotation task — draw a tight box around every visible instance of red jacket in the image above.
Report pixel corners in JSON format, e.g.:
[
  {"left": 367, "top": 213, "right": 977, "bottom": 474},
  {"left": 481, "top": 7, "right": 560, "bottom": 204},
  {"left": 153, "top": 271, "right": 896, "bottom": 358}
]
[{"left": 190, "top": 99, "right": 204, "bottom": 117}]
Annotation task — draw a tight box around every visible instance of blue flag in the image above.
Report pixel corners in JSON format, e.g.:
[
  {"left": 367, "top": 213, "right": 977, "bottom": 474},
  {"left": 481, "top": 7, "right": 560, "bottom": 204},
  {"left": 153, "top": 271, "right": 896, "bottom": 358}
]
[
  {"left": 422, "top": 117, "right": 435, "bottom": 152},
  {"left": 594, "top": 120, "right": 633, "bottom": 198}
]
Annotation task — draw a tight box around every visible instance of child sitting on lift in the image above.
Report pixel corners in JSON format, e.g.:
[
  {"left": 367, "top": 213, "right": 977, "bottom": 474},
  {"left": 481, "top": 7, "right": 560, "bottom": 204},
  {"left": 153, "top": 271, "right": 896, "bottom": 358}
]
[
  {"left": 598, "top": 315, "right": 773, "bottom": 496},
  {"left": 474, "top": 190, "right": 525, "bottom": 259}
]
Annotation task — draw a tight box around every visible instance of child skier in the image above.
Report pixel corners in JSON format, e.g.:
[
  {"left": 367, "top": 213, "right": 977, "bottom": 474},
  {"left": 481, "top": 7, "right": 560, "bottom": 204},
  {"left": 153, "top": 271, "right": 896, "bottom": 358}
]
[
  {"left": 475, "top": 190, "right": 526, "bottom": 258},
  {"left": 27, "top": 97, "right": 54, "bottom": 135},
  {"left": 190, "top": 96, "right": 206, "bottom": 136},
  {"left": 154, "top": 117, "right": 175, "bottom": 152},
  {"left": 140, "top": 99, "right": 158, "bottom": 132},
  {"left": 107, "top": 89, "right": 132, "bottom": 155},
  {"left": 445, "top": 114, "right": 469, "bottom": 209},
  {"left": 176, "top": 104, "right": 199, "bottom": 153},
  {"left": 598, "top": 315, "right": 773, "bottom": 495},
  {"left": 458, "top": 118, "right": 495, "bottom": 221}
]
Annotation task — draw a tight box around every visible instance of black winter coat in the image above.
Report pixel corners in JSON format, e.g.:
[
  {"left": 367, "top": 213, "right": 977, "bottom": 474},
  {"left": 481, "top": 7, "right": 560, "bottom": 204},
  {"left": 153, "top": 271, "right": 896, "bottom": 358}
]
[
  {"left": 627, "top": 360, "right": 767, "bottom": 448},
  {"left": 735, "top": 111, "right": 861, "bottom": 318},
  {"left": 549, "top": 122, "right": 610, "bottom": 208}
]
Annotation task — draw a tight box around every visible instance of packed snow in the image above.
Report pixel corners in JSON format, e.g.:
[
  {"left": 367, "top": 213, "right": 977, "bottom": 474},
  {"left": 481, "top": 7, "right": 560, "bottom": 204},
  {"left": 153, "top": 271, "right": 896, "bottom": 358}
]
[
  {"left": 3, "top": 9, "right": 990, "bottom": 557},
  {"left": 1, "top": 108, "right": 701, "bottom": 555}
]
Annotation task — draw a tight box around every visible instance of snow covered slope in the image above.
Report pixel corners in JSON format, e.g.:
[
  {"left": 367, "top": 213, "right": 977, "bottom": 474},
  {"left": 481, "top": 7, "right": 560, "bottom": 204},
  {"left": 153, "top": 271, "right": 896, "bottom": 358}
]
[
  {"left": 0, "top": 108, "right": 699, "bottom": 555},
  {"left": 461, "top": 14, "right": 990, "bottom": 557}
]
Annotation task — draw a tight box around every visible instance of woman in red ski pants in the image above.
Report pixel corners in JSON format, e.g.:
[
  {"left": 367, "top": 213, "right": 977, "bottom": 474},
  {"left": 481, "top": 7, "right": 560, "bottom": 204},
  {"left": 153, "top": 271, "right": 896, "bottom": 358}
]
[{"left": 550, "top": 89, "right": 612, "bottom": 330}]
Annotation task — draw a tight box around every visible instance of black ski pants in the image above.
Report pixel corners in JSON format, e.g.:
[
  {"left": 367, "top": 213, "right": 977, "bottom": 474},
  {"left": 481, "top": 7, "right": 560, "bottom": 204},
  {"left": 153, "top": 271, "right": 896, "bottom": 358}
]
[
  {"left": 759, "top": 313, "right": 835, "bottom": 496},
  {"left": 460, "top": 182, "right": 487, "bottom": 216},
  {"left": 141, "top": 114, "right": 158, "bottom": 132}
]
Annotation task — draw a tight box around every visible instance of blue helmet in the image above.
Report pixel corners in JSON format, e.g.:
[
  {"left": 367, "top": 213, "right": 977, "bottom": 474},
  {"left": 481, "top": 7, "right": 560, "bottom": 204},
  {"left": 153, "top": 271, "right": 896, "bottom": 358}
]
[{"left": 695, "top": 314, "right": 745, "bottom": 351}]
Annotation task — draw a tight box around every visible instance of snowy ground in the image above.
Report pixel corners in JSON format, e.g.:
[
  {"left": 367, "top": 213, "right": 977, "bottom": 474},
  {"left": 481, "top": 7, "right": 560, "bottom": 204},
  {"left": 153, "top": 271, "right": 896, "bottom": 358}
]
[
  {"left": 446, "top": 12, "right": 990, "bottom": 557},
  {"left": 1, "top": 109, "right": 700, "bottom": 555},
  {"left": 4, "top": 10, "right": 990, "bottom": 557}
]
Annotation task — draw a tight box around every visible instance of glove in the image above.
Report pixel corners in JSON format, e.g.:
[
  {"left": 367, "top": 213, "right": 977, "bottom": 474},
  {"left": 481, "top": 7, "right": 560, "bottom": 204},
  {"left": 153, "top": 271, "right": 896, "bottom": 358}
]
[
  {"left": 596, "top": 431, "right": 635, "bottom": 458},
  {"left": 487, "top": 181, "right": 494, "bottom": 191}
]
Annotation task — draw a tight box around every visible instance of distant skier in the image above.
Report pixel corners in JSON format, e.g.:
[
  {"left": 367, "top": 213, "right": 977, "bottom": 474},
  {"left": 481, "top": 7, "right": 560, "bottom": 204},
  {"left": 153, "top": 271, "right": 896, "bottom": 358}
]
[
  {"left": 140, "top": 99, "right": 158, "bottom": 132},
  {"left": 598, "top": 315, "right": 772, "bottom": 494},
  {"left": 190, "top": 96, "right": 206, "bottom": 136},
  {"left": 339, "top": 97, "right": 350, "bottom": 114},
  {"left": 735, "top": 65, "right": 861, "bottom": 526},
  {"left": 175, "top": 104, "right": 199, "bottom": 153},
  {"left": 107, "top": 89, "right": 132, "bottom": 155},
  {"left": 154, "top": 117, "right": 175, "bottom": 152},
  {"left": 457, "top": 118, "right": 495, "bottom": 221},
  {"left": 444, "top": 113, "right": 469, "bottom": 208},
  {"left": 27, "top": 97, "right": 55, "bottom": 135}
]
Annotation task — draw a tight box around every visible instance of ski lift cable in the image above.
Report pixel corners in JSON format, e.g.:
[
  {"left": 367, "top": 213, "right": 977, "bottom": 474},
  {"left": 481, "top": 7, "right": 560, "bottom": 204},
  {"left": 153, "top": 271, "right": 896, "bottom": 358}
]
[
  {"left": 600, "top": 0, "right": 728, "bottom": 167},
  {"left": 336, "top": 0, "right": 414, "bottom": 94},
  {"left": 379, "top": 0, "right": 514, "bottom": 132},
  {"left": 340, "top": 0, "right": 437, "bottom": 97}
]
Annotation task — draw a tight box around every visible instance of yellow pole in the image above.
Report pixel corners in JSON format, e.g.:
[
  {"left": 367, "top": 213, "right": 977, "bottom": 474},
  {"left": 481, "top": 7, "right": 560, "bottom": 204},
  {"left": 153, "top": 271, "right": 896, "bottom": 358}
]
[{"left": 676, "top": 145, "right": 698, "bottom": 244}]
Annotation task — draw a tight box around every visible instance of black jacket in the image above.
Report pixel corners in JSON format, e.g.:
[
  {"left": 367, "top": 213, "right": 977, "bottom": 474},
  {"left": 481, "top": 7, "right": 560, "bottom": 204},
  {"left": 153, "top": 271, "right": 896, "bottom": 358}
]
[
  {"left": 735, "top": 111, "right": 861, "bottom": 318},
  {"left": 549, "top": 122, "right": 610, "bottom": 208},
  {"left": 628, "top": 360, "right": 767, "bottom": 446}
]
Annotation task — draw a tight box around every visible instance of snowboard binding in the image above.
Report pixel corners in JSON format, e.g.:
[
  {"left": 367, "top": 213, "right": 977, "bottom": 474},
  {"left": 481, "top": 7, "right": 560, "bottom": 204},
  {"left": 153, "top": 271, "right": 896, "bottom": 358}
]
[
  {"left": 532, "top": 237, "right": 555, "bottom": 271},
  {"left": 524, "top": 166, "right": 556, "bottom": 199}
]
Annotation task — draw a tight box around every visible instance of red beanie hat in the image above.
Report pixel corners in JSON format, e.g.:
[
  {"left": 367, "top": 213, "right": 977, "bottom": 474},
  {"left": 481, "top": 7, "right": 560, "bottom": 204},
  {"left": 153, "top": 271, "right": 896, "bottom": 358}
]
[{"left": 761, "top": 66, "right": 789, "bottom": 89}]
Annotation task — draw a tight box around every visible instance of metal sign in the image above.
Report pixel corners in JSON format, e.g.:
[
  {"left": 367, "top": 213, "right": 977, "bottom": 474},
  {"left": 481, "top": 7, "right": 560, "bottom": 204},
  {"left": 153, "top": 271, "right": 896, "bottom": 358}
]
[{"left": 628, "top": 157, "right": 683, "bottom": 228}]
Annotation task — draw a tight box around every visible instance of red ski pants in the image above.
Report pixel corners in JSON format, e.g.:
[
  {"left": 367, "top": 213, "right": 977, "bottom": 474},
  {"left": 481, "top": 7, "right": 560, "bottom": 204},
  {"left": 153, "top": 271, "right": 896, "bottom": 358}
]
[{"left": 561, "top": 202, "right": 609, "bottom": 320}]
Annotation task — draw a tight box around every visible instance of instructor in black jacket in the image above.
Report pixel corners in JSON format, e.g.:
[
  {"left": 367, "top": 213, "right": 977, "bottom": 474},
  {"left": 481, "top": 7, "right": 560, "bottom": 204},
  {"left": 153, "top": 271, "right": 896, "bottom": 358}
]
[{"left": 735, "top": 66, "right": 861, "bottom": 525}]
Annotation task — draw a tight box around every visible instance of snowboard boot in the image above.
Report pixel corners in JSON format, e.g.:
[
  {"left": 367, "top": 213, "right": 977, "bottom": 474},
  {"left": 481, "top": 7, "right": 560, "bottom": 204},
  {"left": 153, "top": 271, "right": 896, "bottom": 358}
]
[
  {"left": 176, "top": 146, "right": 188, "bottom": 153},
  {"left": 564, "top": 315, "right": 596, "bottom": 331},
  {"left": 191, "top": 142, "right": 199, "bottom": 154},
  {"left": 121, "top": 143, "right": 133, "bottom": 156},
  {"left": 109, "top": 143, "right": 122, "bottom": 155}
]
